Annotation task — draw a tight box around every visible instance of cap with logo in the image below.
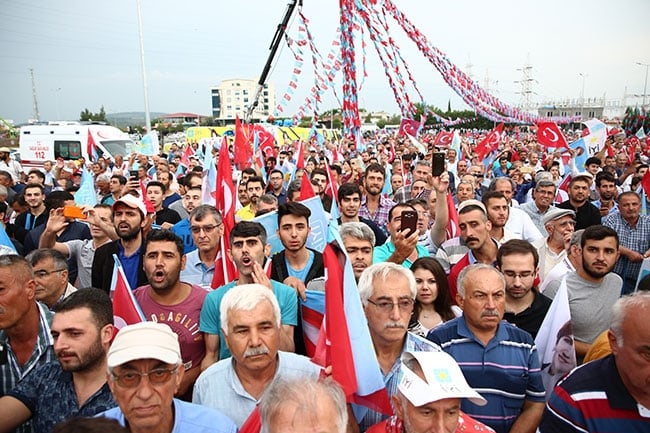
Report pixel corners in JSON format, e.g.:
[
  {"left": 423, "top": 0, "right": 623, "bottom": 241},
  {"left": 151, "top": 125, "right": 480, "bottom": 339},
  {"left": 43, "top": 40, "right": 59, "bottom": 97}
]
[{"left": 398, "top": 351, "right": 486, "bottom": 407}]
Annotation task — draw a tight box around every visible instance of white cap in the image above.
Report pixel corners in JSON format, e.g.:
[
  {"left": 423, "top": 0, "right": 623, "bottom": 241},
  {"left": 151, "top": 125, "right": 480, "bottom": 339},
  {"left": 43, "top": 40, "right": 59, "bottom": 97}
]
[
  {"left": 398, "top": 351, "right": 487, "bottom": 406},
  {"left": 112, "top": 193, "right": 147, "bottom": 217},
  {"left": 107, "top": 322, "right": 181, "bottom": 368}
]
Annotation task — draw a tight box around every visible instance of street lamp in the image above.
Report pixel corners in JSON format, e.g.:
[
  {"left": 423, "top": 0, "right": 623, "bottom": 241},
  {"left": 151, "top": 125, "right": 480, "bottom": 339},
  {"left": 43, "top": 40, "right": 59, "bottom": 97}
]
[
  {"left": 637, "top": 62, "right": 649, "bottom": 106},
  {"left": 579, "top": 73, "right": 588, "bottom": 116}
]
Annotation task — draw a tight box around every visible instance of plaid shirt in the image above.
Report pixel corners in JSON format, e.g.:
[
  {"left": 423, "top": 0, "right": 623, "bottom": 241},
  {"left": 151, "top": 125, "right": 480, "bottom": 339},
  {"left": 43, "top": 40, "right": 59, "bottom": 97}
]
[
  {"left": 603, "top": 212, "right": 650, "bottom": 281},
  {"left": 0, "top": 302, "right": 55, "bottom": 433},
  {"left": 359, "top": 195, "right": 396, "bottom": 236}
]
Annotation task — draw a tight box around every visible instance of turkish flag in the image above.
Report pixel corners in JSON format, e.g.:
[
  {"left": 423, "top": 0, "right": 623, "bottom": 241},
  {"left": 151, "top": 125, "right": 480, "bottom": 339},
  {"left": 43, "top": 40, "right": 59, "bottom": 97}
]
[
  {"left": 446, "top": 192, "right": 460, "bottom": 240},
  {"left": 233, "top": 114, "right": 252, "bottom": 169},
  {"left": 299, "top": 175, "right": 316, "bottom": 201},
  {"left": 642, "top": 170, "right": 650, "bottom": 198},
  {"left": 295, "top": 140, "right": 306, "bottom": 170},
  {"left": 475, "top": 123, "right": 503, "bottom": 161},
  {"left": 211, "top": 136, "right": 238, "bottom": 289},
  {"left": 398, "top": 118, "right": 420, "bottom": 137},
  {"left": 433, "top": 130, "right": 454, "bottom": 147},
  {"left": 110, "top": 255, "right": 145, "bottom": 332},
  {"left": 179, "top": 145, "right": 194, "bottom": 168},
  {"left": 87, "top": 129, "right": 99, "bottom": 162},
  {"left": 253, "top": 124, "right": 277, "bottom": 158},
  {"left": 537, "top": 122, "right": 569, "bottom": 149},
  {"left": 238, "top": 406, "right": 261, "bottom": 433}
]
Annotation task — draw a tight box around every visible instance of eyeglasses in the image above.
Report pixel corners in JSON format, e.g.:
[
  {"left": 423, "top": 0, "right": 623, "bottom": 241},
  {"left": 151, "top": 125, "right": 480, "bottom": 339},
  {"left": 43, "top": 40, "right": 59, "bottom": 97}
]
[
  {"left": 111, "top": 366, "right": 178, "bottom": 388},
  {"left": 367, "top": 298, "right": 414, "bottom": 312},
  {"left": 502, "top": 271, "right": 535, "bottom": 280},
  {"left": 190, "top": 224, "right": 221, "bottom": 234},
  {"left": 33, "top": 269, "right": 66, "bottom": 278}
]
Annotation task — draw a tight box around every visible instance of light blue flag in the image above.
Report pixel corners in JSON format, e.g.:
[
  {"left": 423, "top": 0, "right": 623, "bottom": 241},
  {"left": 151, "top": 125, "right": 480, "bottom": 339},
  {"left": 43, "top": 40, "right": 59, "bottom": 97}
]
[
  {"left": 0, "top": 225, "right": 17, "bottom": 254},
  {"left": 568, "top": 138, "right": 588, "bottom": 171},
  {"left": 253, "top": 196, "right": 329, "bottom": 255},
  {"left": 74, "top": 168, "right": 97, "bottom": 206}
]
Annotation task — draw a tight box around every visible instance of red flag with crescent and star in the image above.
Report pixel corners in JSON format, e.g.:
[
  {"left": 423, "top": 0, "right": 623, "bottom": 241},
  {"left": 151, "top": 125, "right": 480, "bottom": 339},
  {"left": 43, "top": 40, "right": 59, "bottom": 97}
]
[
  {"left": 475, "top": 123, "right": 503, "bottom": 161},
  {"left": 433, "top": 130, "right": 454, "bottom": 147},
  {"left": 537, "top": 122, "right": 569, "bottom": 150},
  {"left": 210, "top": 136, "right": 238, "bottom": 289}
]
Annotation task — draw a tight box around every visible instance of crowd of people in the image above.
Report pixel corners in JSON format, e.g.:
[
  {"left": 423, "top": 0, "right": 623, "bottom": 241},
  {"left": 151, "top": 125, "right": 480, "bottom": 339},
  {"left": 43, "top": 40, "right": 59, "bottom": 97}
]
[{"left": 0, "top": 125, "right": 649, "bottom": 433}]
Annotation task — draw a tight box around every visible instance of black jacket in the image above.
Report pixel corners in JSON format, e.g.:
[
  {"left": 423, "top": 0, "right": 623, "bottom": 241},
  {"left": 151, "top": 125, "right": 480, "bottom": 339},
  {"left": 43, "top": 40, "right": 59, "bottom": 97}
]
[{"left": 92, "top": 240, "right": 147, "bottom": 294}]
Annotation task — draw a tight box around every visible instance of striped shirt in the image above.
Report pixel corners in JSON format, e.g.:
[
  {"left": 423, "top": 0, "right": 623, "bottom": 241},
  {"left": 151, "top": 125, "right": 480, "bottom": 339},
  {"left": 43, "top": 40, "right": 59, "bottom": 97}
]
[
  {"left": 356, "top": 332, "right": 441, "bottom": 432},
  {"left": 0, "top": 302, "right": 55, "bottom": 433},
  {"left": 540, "top": 355, "right": 650, "bottom": 432},
  {"left": 427, "top": 317, "right": 545, "bottom": 433}
]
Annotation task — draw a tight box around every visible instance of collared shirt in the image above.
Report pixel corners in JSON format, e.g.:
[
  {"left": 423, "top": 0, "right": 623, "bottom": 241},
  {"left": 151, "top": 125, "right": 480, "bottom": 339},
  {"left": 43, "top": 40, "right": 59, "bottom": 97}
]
[
  {"left": 8, "top": 361, "right": 116, "bottom": 433},
  {"left": 235, "top": 204, "right": 255, "bottom": 221},
  {"left": 373, "top": 240, "right": 429, "bottom": 268},
  {"left": 505, "top": 206, "right": 544, "bottom": 243},
  {"left": 271, "top": 187, "right": 288, "bottom": 205},
  {"left": 592, "top": 199, "right": 619, "bottom": 219},
  {"left": 519, "top": 201, "right": 555, "bottom": 237},
  {"left": 359, "top": 195, "right": 396, "bottom": 236},
  {"left": 356, "top": 333, "right": 441, "bottom": 432},
  {"left": 427, "top": 317, "right": 545, "bottom": 433},
  {"left": 65, "top": 238, "right": 109, "bottom": 289},
  {"left": 533, "top": 238, "right": 567, "bottom": 282},
  {"left": 199, "top": 280, "right": 298, "bottom": 360},
  {"left": 192, "top": 351, "right": 320, "bottom": 427},
  {"left": 603, "top": 212, "right": 650, "bottom": 282},
  {"left": 540, "top": 355, "right": 650, "bottom": 433},
  {"left": 180, "top": 249, "right": 215, "bottom": 291},
  {"left": 101, "top": 398, "right": 238, "bottom": 433},
  {"left": 392, "top": 184, "right": 413, "bottom": 203},
  {"left": 0, "top": 303, "right": 55, "bottom": 433}
]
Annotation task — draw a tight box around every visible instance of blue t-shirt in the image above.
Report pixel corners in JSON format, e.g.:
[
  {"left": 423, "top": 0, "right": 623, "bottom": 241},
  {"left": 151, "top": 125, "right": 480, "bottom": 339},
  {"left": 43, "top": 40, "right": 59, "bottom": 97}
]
[
  {"left": 172, "top": 218, "right": 196, "bottom": 254},
  {"left": 286, "top": 249, "right": 314, "bottom": 281},
  {"left": 118, "top": 242, "right": 142, "bottom": 290},
  {"left": 199, "top": 280, "right": 298, "bottom": 359}
]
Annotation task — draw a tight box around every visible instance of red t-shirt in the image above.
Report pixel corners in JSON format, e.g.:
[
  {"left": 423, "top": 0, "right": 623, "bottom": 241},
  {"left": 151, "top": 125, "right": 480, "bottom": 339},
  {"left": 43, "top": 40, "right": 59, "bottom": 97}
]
[{"left": 134, "top": 284, "right": 207, "bottom": 370}]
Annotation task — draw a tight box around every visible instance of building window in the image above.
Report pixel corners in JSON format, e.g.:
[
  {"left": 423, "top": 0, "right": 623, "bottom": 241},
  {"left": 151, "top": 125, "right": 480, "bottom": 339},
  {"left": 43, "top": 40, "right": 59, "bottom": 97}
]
[
  {"left": 575, "top": 112, "right": 580, "bottom": 116},
  {"left": 546, "top": 111, "right": 553, "bottom": 117},
  {"left": 588, "top": 111, "right": 595, "bottom": 118}
]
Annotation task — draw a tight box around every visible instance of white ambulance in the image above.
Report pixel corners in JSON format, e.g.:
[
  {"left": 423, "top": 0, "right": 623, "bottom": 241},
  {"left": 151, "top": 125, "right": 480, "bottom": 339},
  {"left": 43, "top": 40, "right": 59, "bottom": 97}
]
[{"left": 19, "top": 121, "right": 134, "bottom": 170}]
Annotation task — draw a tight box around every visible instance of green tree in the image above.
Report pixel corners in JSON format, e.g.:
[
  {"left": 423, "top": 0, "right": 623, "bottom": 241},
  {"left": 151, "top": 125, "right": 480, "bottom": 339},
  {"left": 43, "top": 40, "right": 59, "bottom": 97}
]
[{"left": 79, "top": 106, "right": 107, "bottom": 122}]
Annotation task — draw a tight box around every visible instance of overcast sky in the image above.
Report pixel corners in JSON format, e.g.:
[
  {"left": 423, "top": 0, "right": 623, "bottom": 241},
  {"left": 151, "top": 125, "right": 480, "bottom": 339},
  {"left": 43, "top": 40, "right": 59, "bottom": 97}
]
[{"left": 2, "top": 0, "right": 649, "bottom": 124}]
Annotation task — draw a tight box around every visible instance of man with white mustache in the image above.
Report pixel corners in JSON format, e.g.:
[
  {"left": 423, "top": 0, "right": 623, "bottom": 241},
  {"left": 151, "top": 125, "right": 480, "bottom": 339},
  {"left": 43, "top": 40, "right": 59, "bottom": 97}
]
[
  {"left": 193, "top": 284, "right": 320, "bottom": 428},
  {"left": 356, "top": 263, "right": 440, "bottom": 432},
  {"left": 427, "top": 264, "right": 546, "bottom": 433}
]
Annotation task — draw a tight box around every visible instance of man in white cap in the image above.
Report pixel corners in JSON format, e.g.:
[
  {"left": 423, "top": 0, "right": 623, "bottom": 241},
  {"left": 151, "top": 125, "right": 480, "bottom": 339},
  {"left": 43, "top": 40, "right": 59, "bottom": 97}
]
[
  {"left": 532, "top": 207, "right": 576, "bottom": 282},
  {"left": 366, "top": 351, "right": 494, "bottom": 433},
  {"left": 100, "top": 322, "right": 237, "bottom": 433},
  {"left": 92, "top": 193, "right": 149, "bottom": 293}
]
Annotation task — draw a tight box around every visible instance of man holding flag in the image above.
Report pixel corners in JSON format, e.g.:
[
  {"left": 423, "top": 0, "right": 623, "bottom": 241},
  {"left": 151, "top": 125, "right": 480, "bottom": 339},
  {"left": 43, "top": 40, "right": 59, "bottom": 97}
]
[{"left": 92, "top": 194, "right": 149, "bottom": 294}]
